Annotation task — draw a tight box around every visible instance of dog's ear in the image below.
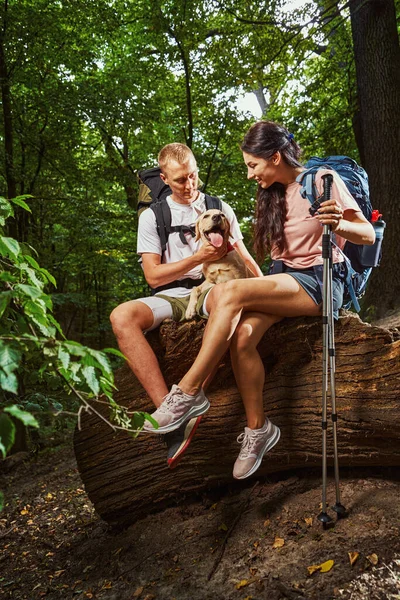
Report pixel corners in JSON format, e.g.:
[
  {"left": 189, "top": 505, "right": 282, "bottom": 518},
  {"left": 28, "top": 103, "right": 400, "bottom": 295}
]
[{"left": 195, "top": 218, "right": 201, "bottom": 241}]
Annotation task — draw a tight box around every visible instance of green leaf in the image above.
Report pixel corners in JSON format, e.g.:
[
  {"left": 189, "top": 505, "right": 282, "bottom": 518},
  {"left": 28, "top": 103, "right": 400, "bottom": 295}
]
[
  {"left": 27, "top": 312, "right": 56, "bottom": 337},
  {"left": 0, "top": 371, "right": 18, "bottom": 394},
  {"left": 39, "top": 268, "right": 57, "bottom": 287},
  {"left": 130, "top": 412, "right": 147, "bottom": 437},
  {"left": 0, "top": 343, "right": 21, "bottom": 374},
  {"left": 0, "top": 291, "right": 12, "bottom": 319},
  {"left": 18, "top": 263, "right": 44, "bottom": 289},
  {"left": 15, "top": 284, "right": 44, "bottom": 300},
  {"left": 10, "top": 195, "right": 32, "bottom": 212},
  {"left": 58, "top": 346, "right": 70, "bottom": 370},
  {"left": 103, "top": 347, "right": 126, "bottom": 359},
  {"left": 63, "top": 341, "right": 86, "bottom": 356},
  {"left": 144, "top": 413, "right": 159, "bottom": 429},
  {"left": 0, "top": 413, "right": 16, "bottom": 458},
  {"left": 22, "top": 254, "right": 40, "bottom": 270},
  {"left": 87, "top": 348, "right": 112, "bottom": 375},
  {"left": 0, "top": 237, "right": 20, "bottom": 261},
  {"left": 81, "top": 365, "right": 100, "bottom": 395},
  {"left": 0, "top": 196, "right": 13, "bottom": 226},
  {"left": 0, "top": 271, "right": 17, "bottom": 283},
  {"left": 4, "top": 405, "right": 39, "bottom": 428},
  {"left": 47, "top": 314, "right": 63, "bottom": 337}
]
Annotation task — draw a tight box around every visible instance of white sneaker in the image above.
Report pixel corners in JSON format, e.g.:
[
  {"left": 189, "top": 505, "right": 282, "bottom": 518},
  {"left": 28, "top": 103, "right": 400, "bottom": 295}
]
[
  {"left": 143, "top": 384, "right": 210, "bottom": 434},
  {"left": 233, "top": 420, "right": 281, "bottom": 479}
]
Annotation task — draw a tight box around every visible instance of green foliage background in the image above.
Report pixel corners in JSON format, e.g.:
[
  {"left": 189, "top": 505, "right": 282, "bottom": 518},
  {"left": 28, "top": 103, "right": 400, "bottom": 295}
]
[{"left": 2, "top": 0, "right": 381, "bottom": 347}]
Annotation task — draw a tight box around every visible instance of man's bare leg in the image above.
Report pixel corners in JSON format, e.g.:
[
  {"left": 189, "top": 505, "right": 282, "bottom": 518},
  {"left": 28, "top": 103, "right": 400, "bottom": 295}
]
[
  {"left": 110, "top": 300, "right": 168, "bottom": 407},
  {"left": 111, "top": 298, "right": 204, "bottom": 466}
]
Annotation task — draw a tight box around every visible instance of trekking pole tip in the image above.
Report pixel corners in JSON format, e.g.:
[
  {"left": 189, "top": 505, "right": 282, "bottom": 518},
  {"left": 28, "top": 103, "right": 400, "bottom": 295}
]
[
  {"left": 332, "top": 503, "right": 348, "bottom": 520},
  {"left": 317, "top": 511, "right": 334, "bottom": 530}
]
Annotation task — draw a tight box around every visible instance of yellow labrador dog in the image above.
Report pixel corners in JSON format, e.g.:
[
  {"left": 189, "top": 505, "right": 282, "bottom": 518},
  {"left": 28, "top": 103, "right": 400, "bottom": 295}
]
[{"left": 185, "top": 209, "right": 253, "bottom": 320}]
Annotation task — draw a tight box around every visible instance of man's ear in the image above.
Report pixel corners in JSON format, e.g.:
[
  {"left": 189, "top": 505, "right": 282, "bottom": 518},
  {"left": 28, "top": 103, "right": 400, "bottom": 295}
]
[
  {"left": 195, "top": 219, "right": 201, "bottom": 241},
  {"left": 159, "top": 171, "right": 168, "bottom": 184}
]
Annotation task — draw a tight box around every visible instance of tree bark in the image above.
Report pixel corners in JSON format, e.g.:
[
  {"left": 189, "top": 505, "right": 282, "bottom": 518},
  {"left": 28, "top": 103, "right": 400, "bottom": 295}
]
[
  {"left": 349, "top": 0, "right": 400, "bottom": 316},
  {"left": 74, "top": 313, "right": 400, "bottom": 528},
  {"left": 0, "top": 31, "right": 16, "bottom": 202}
]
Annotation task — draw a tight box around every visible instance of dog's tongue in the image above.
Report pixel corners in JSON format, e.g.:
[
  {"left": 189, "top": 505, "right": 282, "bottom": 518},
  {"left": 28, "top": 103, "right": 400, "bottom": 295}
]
[{"left": 209, "top": 232, "right": 224, "bottom": 247}]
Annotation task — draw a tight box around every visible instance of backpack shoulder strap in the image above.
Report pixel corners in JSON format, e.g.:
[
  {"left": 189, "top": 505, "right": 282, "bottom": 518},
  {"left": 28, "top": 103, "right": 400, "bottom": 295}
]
[
  {"left": 296, "top": 168, "right": 321, "bottom": 208},
  {"left": 150, "top": 193, "right": 222, "bottom": 255},
  {"left": 205, "top": 194, "right": 222, "bottom": 211},
  {"left": 150, "top": 199, "right": 172, "bottom": 254}
]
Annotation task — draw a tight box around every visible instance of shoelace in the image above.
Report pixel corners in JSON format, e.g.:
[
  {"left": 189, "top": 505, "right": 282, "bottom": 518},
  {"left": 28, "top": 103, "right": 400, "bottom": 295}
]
[
  {"left": 237, "top": 429, "right": 263, "bottom": 458},
  {"left": 157, "top": 388, "right": 191, "bottom": 414}
]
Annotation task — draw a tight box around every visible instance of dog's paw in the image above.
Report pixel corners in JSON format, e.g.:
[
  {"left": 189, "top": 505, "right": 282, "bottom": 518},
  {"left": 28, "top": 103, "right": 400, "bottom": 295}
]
[{"left": 185, "top": 307, "right": 196, "bottom": 320}]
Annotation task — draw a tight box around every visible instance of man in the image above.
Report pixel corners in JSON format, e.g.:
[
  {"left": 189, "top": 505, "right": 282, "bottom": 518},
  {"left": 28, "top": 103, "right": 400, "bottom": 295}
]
[{"left": 110, "top": 143, "right": 261, "bottom": 466}]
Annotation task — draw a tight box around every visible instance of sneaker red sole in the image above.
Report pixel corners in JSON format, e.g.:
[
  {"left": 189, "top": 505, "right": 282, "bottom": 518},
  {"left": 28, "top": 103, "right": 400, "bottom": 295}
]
[{"left": 167, "top": 415, "right": 203, "bottom": 469}]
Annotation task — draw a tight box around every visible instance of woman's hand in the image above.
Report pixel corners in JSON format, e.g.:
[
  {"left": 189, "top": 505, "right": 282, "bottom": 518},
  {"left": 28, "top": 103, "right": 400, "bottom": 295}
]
[{"left": 315, "top": 199, "right": 343, "bottom": 231}]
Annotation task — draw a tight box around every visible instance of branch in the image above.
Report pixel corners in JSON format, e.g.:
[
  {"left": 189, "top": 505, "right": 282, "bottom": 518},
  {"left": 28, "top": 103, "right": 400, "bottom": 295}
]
[
  {"left": 202, "top": 128, "right": 223, "bottom": 192},
  {"left": 166, "top": 24, "right": 193, "bottom": 148},
  {"left": 56, "top": 368, "right": 145, "bottom": 436}
]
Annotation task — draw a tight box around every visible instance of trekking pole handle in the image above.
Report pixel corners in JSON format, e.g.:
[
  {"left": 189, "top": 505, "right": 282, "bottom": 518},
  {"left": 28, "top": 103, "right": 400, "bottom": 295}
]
[
  {"left": 309, "top": 173, "right": 334, "bottom": 217},
  {"left": 321, "top": 174, "right": 334, "bottom": 259},
  {"left": 322, "top": 173, "right": 333, "bottom": 202}
]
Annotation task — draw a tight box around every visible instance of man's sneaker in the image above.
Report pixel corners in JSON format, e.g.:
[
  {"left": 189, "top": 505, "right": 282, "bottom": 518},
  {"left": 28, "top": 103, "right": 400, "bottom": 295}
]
[
  {"left": 233, "top": 419, "right": 281, "bottom": 480},
  {"left": 143, "top": 384, "right": 210, "bottom": 434},
  {"left": 164, "top": 415, "right": 202, "bottom": 469}
]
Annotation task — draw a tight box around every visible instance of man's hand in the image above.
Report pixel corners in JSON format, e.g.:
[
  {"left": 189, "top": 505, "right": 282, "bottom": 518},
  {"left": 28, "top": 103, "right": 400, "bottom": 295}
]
[{"left": 196, "top": 242, "right": 228, "bottom": 263}]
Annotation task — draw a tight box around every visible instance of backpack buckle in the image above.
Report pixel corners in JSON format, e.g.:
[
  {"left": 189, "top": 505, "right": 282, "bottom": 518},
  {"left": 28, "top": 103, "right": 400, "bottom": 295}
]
[{"left": 309, "top": 195, "right": 322, "bottom": 216}]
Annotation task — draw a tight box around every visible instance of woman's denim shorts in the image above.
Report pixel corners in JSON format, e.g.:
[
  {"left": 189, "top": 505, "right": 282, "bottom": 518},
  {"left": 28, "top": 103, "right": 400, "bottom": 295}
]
[{"left": 269, "top": 261, "right": 346, "bottom": 319}]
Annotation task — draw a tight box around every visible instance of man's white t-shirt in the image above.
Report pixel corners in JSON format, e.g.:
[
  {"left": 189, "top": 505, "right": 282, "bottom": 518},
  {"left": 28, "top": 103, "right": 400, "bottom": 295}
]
[{"left": 137, "top": 192, "right": 243, "bottom": 297}]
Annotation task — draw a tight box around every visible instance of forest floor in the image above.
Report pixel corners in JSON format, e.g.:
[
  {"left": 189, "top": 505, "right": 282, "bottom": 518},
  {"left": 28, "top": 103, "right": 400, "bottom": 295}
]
[{"left": 1, "top": 313, "right": 400, "bottom": 600}]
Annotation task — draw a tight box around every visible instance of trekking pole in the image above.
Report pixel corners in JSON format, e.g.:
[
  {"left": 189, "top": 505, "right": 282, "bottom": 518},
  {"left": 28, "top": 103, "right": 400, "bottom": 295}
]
[
  {"left": 325, "top": 186, "right": 347, "bottom": 523},
  {"left": 316, "top": 173, "right": 346, "bottom": 528},
  {"left": 316, "top": 172, "right": 333, "bottom": 528}
]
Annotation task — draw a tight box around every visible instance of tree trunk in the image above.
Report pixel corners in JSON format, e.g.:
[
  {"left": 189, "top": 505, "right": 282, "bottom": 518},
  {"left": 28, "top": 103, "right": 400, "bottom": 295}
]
[
  {"left": 74, "top": 313, "right": 400, "bottom": 528},
  {"left": 350, "top": 0, "right": 400, "bottom": 316},
  {"left": 0, "top": 33, "right": 16, "bottom": 202}
]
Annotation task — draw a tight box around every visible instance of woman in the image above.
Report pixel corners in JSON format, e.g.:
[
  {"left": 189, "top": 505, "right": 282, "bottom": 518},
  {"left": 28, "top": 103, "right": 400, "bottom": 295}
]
[{"left": 144, "top": 121, "right": 375, "bottom": 479}]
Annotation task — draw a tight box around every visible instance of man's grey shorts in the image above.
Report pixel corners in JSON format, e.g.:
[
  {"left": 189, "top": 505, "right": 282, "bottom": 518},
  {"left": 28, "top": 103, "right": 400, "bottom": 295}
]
[{"left": 135, "top": 289, "right": 212, "bottom": 332}]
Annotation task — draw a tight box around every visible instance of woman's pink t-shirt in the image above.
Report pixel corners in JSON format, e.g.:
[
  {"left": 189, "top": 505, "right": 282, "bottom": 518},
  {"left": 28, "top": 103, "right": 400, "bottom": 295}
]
[{"left": 271, "top": 169, "right": 360, "bottom": 269}]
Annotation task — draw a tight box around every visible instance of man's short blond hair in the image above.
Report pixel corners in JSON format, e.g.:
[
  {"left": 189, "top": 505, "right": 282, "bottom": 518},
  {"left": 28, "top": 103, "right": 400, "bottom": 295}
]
[{"left": 158, "top": 143, "right": 195, "bottom": 172}]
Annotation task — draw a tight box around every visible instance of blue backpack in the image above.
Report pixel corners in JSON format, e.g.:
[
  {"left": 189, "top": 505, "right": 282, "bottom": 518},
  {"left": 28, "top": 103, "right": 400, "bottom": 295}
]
[{"left": 296, "top": 156, "right": 385, "bottom": 312}]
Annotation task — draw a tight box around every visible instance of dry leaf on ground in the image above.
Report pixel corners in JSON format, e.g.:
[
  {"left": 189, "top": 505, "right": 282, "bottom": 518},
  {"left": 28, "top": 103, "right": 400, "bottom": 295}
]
[
  {"left": 307, "top": 559, "right": 334, "bottom": 575},
  {"left": 348, "top": 552, "right": 359, "bottom": 566},
  {"left": 367, "top": 553, "right": 379, "bottom": 565}
]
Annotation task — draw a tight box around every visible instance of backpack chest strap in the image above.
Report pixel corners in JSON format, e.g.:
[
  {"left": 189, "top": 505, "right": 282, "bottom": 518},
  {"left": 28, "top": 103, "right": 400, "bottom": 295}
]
[{"left": 169, "top": 224, "right": 196, "bottom": 246}]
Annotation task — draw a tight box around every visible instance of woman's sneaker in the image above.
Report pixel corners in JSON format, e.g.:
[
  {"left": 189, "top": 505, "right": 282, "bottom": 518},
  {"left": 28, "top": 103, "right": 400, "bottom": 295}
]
[
  {"left": 164, "top": 415, "right": 203, "bottom": 469},
  {"left": 233, "top": 420, "right": 281, "bottom": 480},
  {"left": 143, "top": 384, "right": 210, "bottom": 434}
]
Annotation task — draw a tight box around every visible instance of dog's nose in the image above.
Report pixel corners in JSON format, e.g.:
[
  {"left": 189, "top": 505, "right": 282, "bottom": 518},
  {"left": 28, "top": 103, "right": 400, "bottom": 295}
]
[{"left": 212, "top": 214, "right": 221, "bottom": 223}]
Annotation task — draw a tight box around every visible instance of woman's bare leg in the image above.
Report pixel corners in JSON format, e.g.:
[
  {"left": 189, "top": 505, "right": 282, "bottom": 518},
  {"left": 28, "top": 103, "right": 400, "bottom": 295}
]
[
  {"left": 230, "top": 312, "right": 282, "bottom": 429},
  {"left": 179, "top": 274, "right": 321, "bottom": 395}
]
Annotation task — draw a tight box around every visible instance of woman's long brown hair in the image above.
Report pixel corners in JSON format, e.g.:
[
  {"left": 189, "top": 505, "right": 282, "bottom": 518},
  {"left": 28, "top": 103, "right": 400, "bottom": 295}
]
[{"left": 240, "top": 121, "right": 302, "bottom": 262}]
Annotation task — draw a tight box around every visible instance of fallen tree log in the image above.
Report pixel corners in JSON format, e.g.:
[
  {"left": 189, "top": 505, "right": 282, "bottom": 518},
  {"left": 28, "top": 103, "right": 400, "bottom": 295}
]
[{"left": 73, "top": 312, "right": 400, "bottom": 528}]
